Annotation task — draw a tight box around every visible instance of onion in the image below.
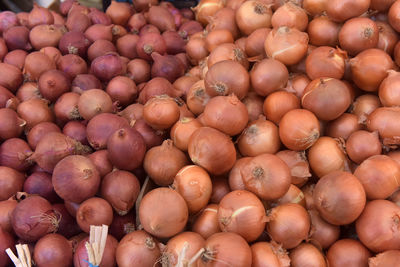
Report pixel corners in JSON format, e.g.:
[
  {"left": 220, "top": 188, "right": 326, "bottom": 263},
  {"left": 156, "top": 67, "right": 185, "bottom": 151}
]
[
  {"left": 326, "top": 0, "right": 370, "bottom": 22},
  {"left": 308, "top": 209, "right": 340, "bottom": 249},
  {"left": 251, "top": 242, "right": 290, "bottom": 267},
  {"left": 87, "top": 39, "right": 117, "bottom": 62},
  {"left": 109, "top": 212, "right": 135, "bottom": 241},
  {"left": 242, "top": 92, "right": 264, "bottom": 122},
  {"left": 217, "top": 190, "right": 266, "bottom": 242},
  {"left": 0, "top": 138, "right": 33, "bottom": 172},
  {"left": 276, "top": 150, "right": 311, "bottom": 186},
  {"left": 308, "top": 16, "right": 341, "bottom": 47},
  {"left": 87, "top": 150, "right": 113, "bottom": 177},
  {"left": 29, "top": 24, "right": 65, "bottom": 50},
  {"left": 3, "top": 49, "right": 28, "bottom": 70},
  {"left": 17, "top": 98, "right": 54, "bottom": 130},
  {"left": 326, "top": 113, "right": 362, "bottom": 140},
  {"left": 0, "top": 228, "right": 15, "bottom": 267},
  {"left": 30, "top": 132, "right": 91, "bottom": 173},
  {"left": 389, "top": 0, "right": 400, "bottom": 32},
  {"left": 144, "top": 139, "right": 188, "bottom": 186},
  {"left": 193, "top": 0, "right": 225, "bottom": 25},
  {"left": 172, "top": 165, "right": 212, "bottom": 213},
  {"left": 263, "top": 91, "right": 300, "bottom": 125},
  {"left": 339, "top": 18, "right": 379, "bottom": 56},
  {"left": 235, "top": 0, "right": 272, "bottom": 35},
  {"left": 186, "top": 36, "right": 208, "bottom": 64},
  {"left": 15, "top": 82, "right": 40, "bottom": 103},
  {"left": 0, "top": 166, "right": 24, "bottom": 201},
  {"left": 88, "top": 7, "right": 112, "bottom": 25},
  {"left": 376, "top": 21, "right": 399, "bottom": 55},
  {"left": 33, "top": 233, "right": 73, "bottom": 267},
  {"left": 266, "top": 203, "right": 310, "bottom": 249},
  {"left": 139, "top": 187, "right": 188, "bottom": 238},
  {"left": 116, "top": 230, "right": 160, "bottom": 267},
  {"left": 127, "top": 58, "right": 151, "bottom": 84},
  {"left": 179, "top": 20, "right": 203, "bottom": 39},
  {"left": 350, "top": 48, "right": 394, "bottom": 92},
  {"left": 238, "top": 118, "right": 280, "bottom": 156},
  {"left": 106, "top": 0, "right": 133, "bottom": 26},
  {"left": 308, "top": 137, "right": 349, "bottom": 178},
  {"left": 250, "top": 58, "right": 288, "bottom": 97},
  {"left": 354, "top": 155, "right": 400, "bottom": 200},
  {"left": 186, "top": 80, "right": 211, "bottom": 115},
  {"left": 352, "top": 94, "right": 381, "bottom": 125},
  {"left": 0, "top": 108, "right": 25, "bottom": 140},
  {"left": 28, "top": 3, "right": 54, "bottom": 28},
  {"left": 101, "top": 170, "right": 140, "bottom": 215},
  {"left": 24, "top": 171, "right": 59, "bottom": 203},
  {"left": 77, "top": 89, "right": 113, "bottom": 120},
  {"left": 0, "top": 85, "right": 19, "bottom": 109},
  {"left": 107, "top": 127, "right": 146, "bottom": 171},
  {"left": 199, "top": 232, "right": 252, "bottom": 266},
  {"left": 192, "top": 204, "right": 220, "bottom": 239},
  {"left": 24, "top": 51, "right": 56, "bottom": 82},
  {"left": 205, "top": 29, "right": 234, "bottom": 52},
  {"left": 205, "top": 60, "right": 250, "bottom": 99},
  {"left": 188, "top": 127, "right": 236, "bottom": 175},
  {"left": 76, "top": 197, "right": 113, "bottom": 233},
  {"left": 369, "top": 250, "right": 400, "bottom": 267},
  {"left": 139, "top": 24, "right": 161, "bottom": 35},
  {"left": 265, "top": 26, "right": 309, "bottom": 66},
  {"left": 302, "top": 0, "right": 327, "bottom": 16},
  {"left": 136, "top": 32, "right": 166, "bottom": 61},
  {"left": 271, "top": 184, "right": 306, "bottom": 208},
  {"left": 142, "top": 95, "right": 180, "bottom": 130},
  {"left": 74, "top": 234, "right": 118, "bottom": 267},
  {"left": 207, "top": 8, "right": 239, "bottom": 39},
  {"left": 326, "top": 239, "right": 370, "bottom": 267},
  {"left": 3, "top": 26, "right": 32, "bottom": 51},
  {"left": 379, "top": 70, "right": 400, "bottom": 107},
  {"left": 208, "top": 43, "right": 248, "bottom": 70},
  {"left": 302, "top": 78, "right": 352, "bottom": 121},
  {"left": 63, "top": 121, "right": 88, "bottom": 145},
  {"left": 84, "top": 24, "right": 113, "bottom": 43},
  {"left": 11, "top": 195, "right": 59, "bottom": 242},
  {"left": 38, "top": 69, "right": 71, "bottom": 103},
  {"left": 290, "top": 243, "right": 327, "bottom": 267},
  {"left": 170, "top": 117, "right": 202, "bottom": 152},
  {"left": 279, "top": 109, "right": 320, "bottom": 151},
  {"left": 132, "top": 118, "right": 165, "bottom": 149},
  {"left": 272, "top": 2, "right": 308, "bottom": 31},
  {"left": 127, "top": 13, "right": 145, "bottom": 33},
  {"left": 244, "top": 28, "right": 269, "bottom": 59},
  {"left": 173, "top": 76, "right": 200, "bottom": 100},
  {"left": 17, "top": 12, "right": 29, "bottom": 27},
  {"left": 106, "top": 76, "right": 137, "bottom": 107},
  {"left": 72, "top": 74, "right": 102, "bottom": 93},
  {"left": 367, "top": 107, "right": 400, "bottom": 146},
  {"left": 57, "top": 54, "right": 88, "bottom": 79},
  {"left": 210, "top": 177, "right": 230, "bottom": 204},
  {"left": 0, "top": 63, "right": 23, "bottom": 93},
  {"left": 116, "top": 34, "right": 139, "bottom": 60},
  {"left": 356, "top": 199, "right": 400, "bottom": 252},
  {"left": 86, "top": 113, "right": 129, "bottom": 150},
  {"left": 148, "top": 5, "right": 176, "bottom": 32},
  {"left": 90, "top": 53, "right": 126, "bottom": 82},
  {"left": 59, "top": 31, "right": 91, "bottom": 58},
  {"left": 54, "top": 92, "right": 81, "bottom": 123},
  {"left": 151, "top": 52, "right": 185, "bottom": 83},
  {"left": 0, "top": 199, "right": 17, "bottom": 232},
  {"left": 52, "top": 203, "right": 81, "bottom": 238},
  {"left": 0, "top": 11, "right": 18, "bottom": 34},
  {"left": 346, "top": 130, "right": 382, "bottom": 164}
]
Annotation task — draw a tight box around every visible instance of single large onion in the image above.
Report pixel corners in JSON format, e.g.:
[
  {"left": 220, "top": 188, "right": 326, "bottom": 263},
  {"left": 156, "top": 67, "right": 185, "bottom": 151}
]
[
  {"left": 76, "top": 197, "right": 113, "bottom": 233},
  {"left": 33, "top": 233, "right": 73, "bottom": 267},
  {"left": 327, "top": 239, "right": 370, "bottom": 267},
  {"left": 90, "top": 53, "right": 126, "bottom": 82},
  {"left": 0, "top": 166, "right": 25, "bottom": 201},
  {"left": 0, "top": 138, "right": 33, "bottom": 172}
]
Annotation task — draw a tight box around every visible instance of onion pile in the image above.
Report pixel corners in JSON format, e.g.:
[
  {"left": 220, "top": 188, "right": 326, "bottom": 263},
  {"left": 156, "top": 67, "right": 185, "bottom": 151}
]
[{"left": 0, "top": 0, "right": 400, "bottom": 265}]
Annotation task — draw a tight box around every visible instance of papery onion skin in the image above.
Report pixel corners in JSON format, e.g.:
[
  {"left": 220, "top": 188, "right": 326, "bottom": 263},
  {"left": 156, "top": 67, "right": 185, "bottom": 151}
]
[
  {"left": 38, "top": 69, "right": 71, "bottom": 103},
  {"left": 276, "top": 150, "right": 311, "bottom": 186},
  {"left": 235, "top": 0, "right": 272, "bottom": 35},
  {"left": 0, "top": 227, "right": 15, "bottom": 267},
  {"left": 279, "top": 109, "right": 320, "bottom": 151},
  {"left": 170, "top": 117, "right": 202, "bottom": 152},
  {"left": 193, "top": 0, "right": 225, "bottom": 26},
  {"left": 367, "top": 107, "right": 400, "bottom": 146},
  {"left": 379, "top": 70, "right": 400, "bottom": 107},
  {"left": 78, "top": 89, "right": 113, "bottom": 120},
  {"left": 266, "top": 203, "right": 310, "bottom": 249},
  {"left": 389, "top": 0, "right": 400, "bottom": 32},
  {"left": 251, "top": 241, "right": 290, "bottom": 267},
  {"left": 218, "top": 190, "right": 266, "bottom": 242},
  {"left": 192, "top": 203, "right": 220, "bottom": 239},
  {"left": 143, "top": 95, "right": 180, "bottom": 130},
  {"left": 24, "top": 171, "right": 59, "bottom": 203},
  {"left": 354, "top": 155, "right": 400, "bottom": 200},
  {"left": 314, "top": 171, "right": 366, "bottom": 225},
  {"left": 352, "top": 94, "right": 382, "bottom": 125},
  {"left": 305, "top": 46, "right": 347, "bottom": 80},
  {"left": 327, "top": 239, "right": 370, "bottom": 267},
  {"left": 271, "top": 2, "right": 308, "bottom": 31},
  {"left": 0, "top": 138, "right": 33, "bottom": 172},
  {"left": 0, "top": 108, "right": 25, "bottom": 140},
  {"left": 17, "top": 98, "right": 54, "bottom": 130},
  {"left": 139, "top": 187, "right": 188, "bottom": 238},
  {"left": 0, "top": 63, "right": 23, "bottom": 93},
  {"left": 369, "top": 250, "right": 400, "bottom": 267},
  {"left": 308, "top": 209, "right": 340, "bottom": 249},
  {"left": 346, "top": 130, "right": 382, "bottom": 164},
  {"left": 188, "top": 127, "right": 236, "bottom": 175},
  {"left": 290, "top": 243, "right": 327, "bottom": 267},
  {"left": 0, "top": 199, "right": 17, "bottom": 233},
  {"left": 356, "top": 199, "right": 400, "bottom": 252},
  {"left": 326, "top": 113, "right": 362, "bottom": 140}
]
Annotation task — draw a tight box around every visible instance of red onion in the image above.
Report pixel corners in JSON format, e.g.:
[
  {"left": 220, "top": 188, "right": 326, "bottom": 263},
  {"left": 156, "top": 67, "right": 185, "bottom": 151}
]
[
  {"left": 148, "top": 5, "right": 176, "bottom": 32},
  {"left": 132, "top": 118, "right": 165, "bottom": 149},
  {"left": 63, "top": 121, "right": 88, "bottom": 145},
  {"left": 90, "top": 53, "right": 126, "bottom": 82},
  {"left": 29, "top": 24, "right": 66, "bottom": 50},
  {"left": 85, "top": 24, "right": 113, "bottom": 42},
  {"left": 59, "top": 31, "right": 91, "bottom": 58},
  {"left": 72, "top": 74, "right": 102, "bottom": 93},
  {"left": 0, "top": 108, "right": 25, "bottom": 140},
  {"left": 52, "top": 203, "right": 81, "bottom": 238},
  {"left": 0, "top": 63, "right": 23, "bottom": 93},
  {"left": 57, "top": 54, "right": 88, "bottom": 79},
  {"left": 151, "top": 52, "right": 185, "bottom": 83},
  {"left": 77, "top": 89, "right": 113, "bottom": 120},
  {"left": 33, "top": 233, "right": 73, "bottom": 267},
  {"left": 65, "top": 11, "right": 91, "bottom": 33},
  {"left": 17, "top": 98, "right": 54, "bottom": 130},
  {"left": 24, "top": 51, "right": 56, "bottom": 82},
  {"left": 24, "top": 171, "right": 59, "bottom": 203},
  {"left": 38, "top": 69, "right": 71, "bottom": 102},
  {"left": 109, "top": 212, "right": 135, "bottom": 241},
  {"left": 0, "top": 85, "right": 19, "bottom": 109},
  {"left": 28, "top": 3, "right": 54, "bottom": 28},
  {"left": 116, "top": 34, "right": 139, "bottom": 59},
  {"left": 0, "top": 198, "right": 17, "bottom": 233},
  {"left": 0, "top": 11, "right": 19, "bottom": 34},
  {"left": 0, "top": 138, "right": 33, "bottom": 172},
  {"left": 3, "top": 49, "right": 28, "bottom": 70},
  {"left": 106, "top": 76, "right": 138, "bottom": 107},
  {"left": 3, "top": 26, "right": 32, "bottom": 51},
  {"left": 53, "top": 92, "right": 81, "bottom": 123},
  {"left": 0, "top": 166, "right": 25, "bottom": 201},
  {"left": 88, "top": 7, "right": 112, "bottom": 25},
  {"left": 87, "top": 39, "right": 117, "bottom": 62},
  {"left": 162, "top": 31, "right": 186, "bottom": 54},
  {"left": 136, "top": 32, "right": 166, "bottom": 61},
  {"left": 126, "top": 58, "right": 151, "bottom": 84},
  {"left": 87, "top": 150, "right": 113, "bottom": 177},
  {"left": 138, "top": 77, "right": 176, "bottom": 104}
]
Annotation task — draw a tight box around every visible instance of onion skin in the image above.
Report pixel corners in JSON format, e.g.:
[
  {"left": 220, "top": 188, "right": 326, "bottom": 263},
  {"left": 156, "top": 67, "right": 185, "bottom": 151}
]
[
  {"left": 193, "top": 0, "right": 225, "bottom": 26},
  {"left": 126, "top": 59, "right": 151, "bottom": 85},
  {"left": 38, "top": 69, "right": 71, "bottom": 103},
  {"left": 106, "top": 75, "right": 138, "bottom": 107},
  {"left": 87, "top": 150, "right": 113, "bottom": 177},
  {"left": 272, "top": 2, "right": 308, "bottom": 31},
  {"left": 305, "top": 46, "right": 347, "bottom": 80},
  {"left": 327, "top": 239, "right": 370, "bottom": 267},
  {"left": 266, "top": 203, "right": 310, "bottom": 249},
  {"left": 78, "top": 89, "right": 113, "bottom": 120},
  {"left": 251, "top": 242, "right": 290, "bottom": 267},
  {"left": 192, "top": 204, "right": 220, "bottom": 239},
  {"left": 0, "top": 108, "right": 25, "bottom": 140},
  {"left": 0, "top": 11, "right": 19, "bottom": 34},
  {"left": 369, "top": 250, "right": 400, "bottom": 267},
  {"left": 17, "top": 98, "right": 54, "bottom": 130},
  {"left": 57, "top": 54, "right": 88, "bottom": 79},
  {"left": 346, "top": 130, "right": 382, "bottom": 164},
  {"left": 326, "top": 113, "right": 362, "bottom": 140},
  {"left": 354, "top": 155, "right": 400, "bottom": 200},
  {"left": 308, "top": 209, "right": 340, "bottom": 249},
  {"left": 116, "top": 230, "right": 160, "bottom": 267},
  {"left": 218, "top": 190, "right": 266, "bottom": 242},
  {"left": 199, "top": 232, "right": 252, "bottom": 267},
  {"left": 326, "top": 0, "right": 370, "bottom": 22},
  {"left": 107, "top": 127, "right": 146, "bottom": 171},
  {"left": 3, "top": 50, "right": 28, "bottom": 70},
  {"left": 235, "top": 0, "right": 272, "bottom": 35},
  {"left": 33, "top": 233, "right": 73, "bottom": 267},
  {"left": 106, "top": 0, "right": 133, "bottom": 26},
  {"left": 87, "top": 39, "right": 117, "bottom": 62},
  {"left": 389, "top": 0, "right": 400, "bottom": 32},
  {"left": 52, "top": 204, "right": 80, "bottom": 238},
  {"left": 313, "top": 171, "right": 366, "bottom": 225},
  {"left": 101, "top": 170, "right": 140, "bottom": 215},
  {"left": 263, "top": 91, "right": 300, "bottom": 125},
  {"left": 356, "top": 199, "right": 400, "bottom": 252},
  {"left": 11, "top": 195, "right": 58, "bottom": 242},
  {"left": 0, "top": 166, "right": 25, "bottom": 201},
  {"left": 76, "top": 197, "right": 113, "bottom": 233},
  {"left": 90, "top": 53, "right": 126, "bottom": 82},
  {"left": 136, "top": 32, "right": 166, "bottom": 61},
  {"left": 276, "top": 150, "right": 311, "bottom": 186},
  {"left": 150, "top": 52, "right": 185, "bottom": 83},
  {"left": 367, "top": 107, "right": 400, "bottom": 147},
  {"left": 139, "top": 187, "right": 188, "bottom": 238},
  {"left": 188, "top": 127, "right": 236, "bottom": 175},
  {"left": 308, "top": 16, "right": 341, "bottom": 47},
  {"left": 290, "top": 243, "right": 327, "bottom": 267},
  {"left": 379, "top": 70, "right": 400, "bottom": 107},
  {"left": 279, "top": 109, "right": 320, "bottom": 151}
]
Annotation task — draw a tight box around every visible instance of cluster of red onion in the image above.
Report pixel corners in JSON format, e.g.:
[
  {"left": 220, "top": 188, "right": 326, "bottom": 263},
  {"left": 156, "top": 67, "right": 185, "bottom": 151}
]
[{"left": 1, "top": 0, "right": 400, "bottom": 266}]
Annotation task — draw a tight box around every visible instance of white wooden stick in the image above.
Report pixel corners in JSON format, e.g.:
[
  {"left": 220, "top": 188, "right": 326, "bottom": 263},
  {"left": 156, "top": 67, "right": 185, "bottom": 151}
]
[{"left": 5, "top": 249, "right": 22, "bottom": 267}]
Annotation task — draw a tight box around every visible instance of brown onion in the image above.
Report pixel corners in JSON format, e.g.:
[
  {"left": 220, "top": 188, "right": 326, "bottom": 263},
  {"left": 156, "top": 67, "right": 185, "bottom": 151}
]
[
  {"left": 24, "top": 51, "right": 56, "bottom": 82},
  {"left": 205, "top": 29, "right": 234, "bottom": 52},
  {"left": 205, "top": 60, "right": 250, "bottom": 99},
  {"left": 76, "top": 197, "right": 113, "bottom": 233},
  {"left": 242, "top": 92, "right": 264, "bottom": 122},
  {"left": 263, "top": 91, "right": 300, "bottom": 125},
  {"left": 326, "top": 0, "right": 369, "bottom": 22},
  {"left": 352, "top": 94, "right": 381, "bottom": 124},
  {"left": 265, "top": 26, "right": 309, "bottom": 66},
  {"left": 148, "top": 5, "right": 176, "bottom": 32},
  {"left": 0, "top": 63, "right": 23, "bottom": 93},
  {"left": 0, "top": 108, "right": 25, "bottom": 140},
  {"left": 57, "top": 54, "right": 88, "bottom": 79},
  {"left": 238, "top": 118, "right": 280, "bottom": 156},
  {"left": 346, "top": 130, "right": 382, "bottom": 164},
  {"left": 308, "top": 16, "right": 341, "bottom": 47},
  {"left": 369, "top": 250, "right": 400, "bottom": 266},
  {"left": 305, "top": 46, "right": 347, "bottom": 80},
  {"left": 245, "top": 28, "right": 270, "bottom": 58},
  {"left": 173, "top": 76, "right": 200, "bottom": 100},
  {"left": 142, "top": 95, "right": 180, "bottom": 130},
  {"left": 208, "top": 8, "right": 239, "bottom": 39},
  {"left": 27, "top": 122, "right": 61, "bottom": 150},
  {"left": 327, "top": 239, "right": 370, "bottom": 267},
  {"left": 106, "top": 0, "right": 133, "bottom": 26},
  {"left": 376, "top": 21, "right": 399, "bottom": 55},
  {"left": 101, "top": 170, "right": 140, "bottom": 215},
  {"left": 193, "top": 0, "right": 225, "bottom": 25},
  {"left": 17, "top": 98, "right": 53, "bottom": 130},
  {"left": 236, "top": 0, "right": 272, "bottom": 35},
  {"left": 379, "top": 70, "right": 400, "bottom": 107},
  {"left": 139, "top": 187, "right": 188, "bottom": 238},
  {"left": 218, "top": 190, "right": 266, "bottom": 242},
  {"left": 84, "top": 24, "right": 113, "bottom": 43},
  {"left": 276, "top": 150, "right": 311, "bottom": 186},
  {"left": 302, "top": 78, "right": 352, "bottom": 121},
  {"left": 308, "top": 209, "right": 340, "bottom": 249},
  {"left": 116, "top": 230, "right": 160, "bottom": 267},
  {"left": 272, "top": 2, "right": 308, "bottom": 31},
  {"left": 78, "top": 89, "right": 113, "bottom": 120},
  {"left": 279, "top": 109, "right": 320, "bottom": 151},
  {"left": 389, "top": 0, "right": 400, "bottom": 32},
  {"left": 11, "top": 196, "right": 58, "bottom": 242},
  {"left": 326, "top": 113, "right": 362, "bottom": 140},
  {"left": 132, "top": 118, "right": 165, "bottom": 149},
  {"left": 290, "top": 243, "right": 327, "bottom": 267},
  {"left": 188, "top": 127, "right": 236, "bottom": 175},
  {"left": 115, "top": 35, "right": 139, "bottom": 60},
  {"left": 367, "top": 107, "right": 400, "bottom": 146},
  {"left": 86, "top": 113, "right": 129, "bottom": 150},
  {"left": 266, "top": 203, "right": 310, "bottom": 249},
  {"left": 251, "top": 241, "right": 290, "bottom": 267},
  {"left": 192, "top": 204, "right": 220, "bottom": 239},
  {"left": 308, "top": 137, "right": 349, "bottom": 178},
  {"left": 186, "top": 80, "right": 210, "bottom": 115},
  {"left": 186, "top": 36, "right": 208, "bottom": 64},
  {"left": 126, "top": 58, "right": 151, "bottom": 84},
  {"left": 170, "top": 117, "right": 202, "bottom": 151},
  {"left": 88, "top": 7, "right": 112, "bottom": 25},
  {"left": 34, "top": 233, "right": 73, "bottom": 267}
]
